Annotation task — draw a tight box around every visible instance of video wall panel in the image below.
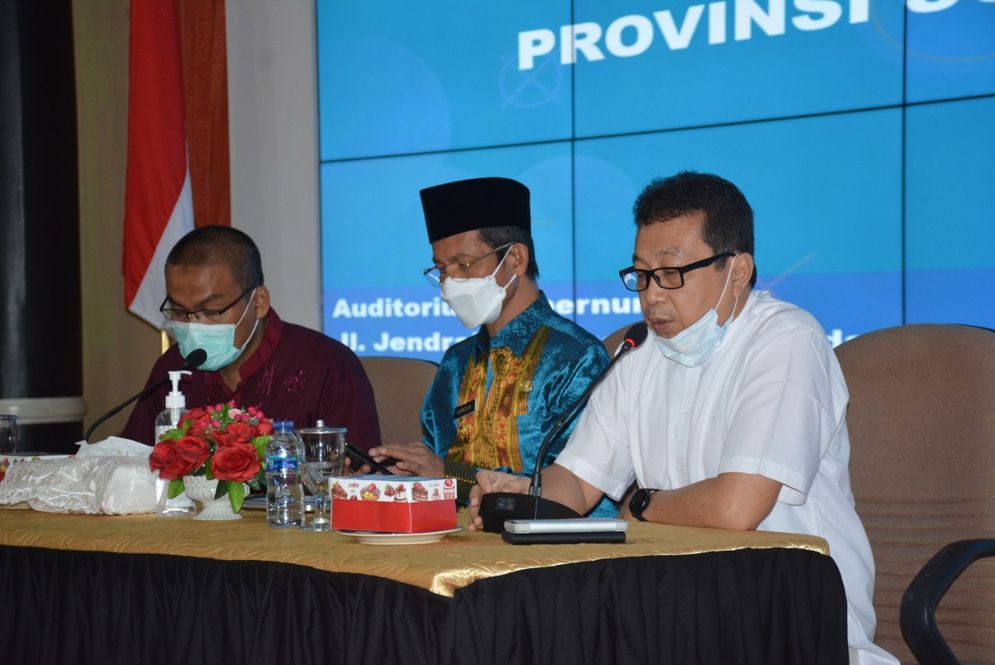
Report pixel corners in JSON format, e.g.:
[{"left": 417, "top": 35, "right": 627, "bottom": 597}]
[
  {"left": 316, "top": 2, "right": 573, "bottom": 160},
  {"left": 317, "top": 0, "right": 995, "bottom": 361},
  {"left": 573, "top": 109, "right": 904, "bottom": 340},
  {"left": 905, "top": 95, "right": 995, "bottom": 324},
  {"left": 906, "top": 0, "right": 995, "bottom": 102},
  {"left": 570, "top": 1, "right": 905, "bottom": 137},
  {"left": 320, "top": 143, "right": 576, "bottom": 357}
]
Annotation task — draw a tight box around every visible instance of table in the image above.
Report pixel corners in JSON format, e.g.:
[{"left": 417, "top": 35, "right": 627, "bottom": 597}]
[{"left": 0, "top": 509, "right": 849, "bottom": 664}]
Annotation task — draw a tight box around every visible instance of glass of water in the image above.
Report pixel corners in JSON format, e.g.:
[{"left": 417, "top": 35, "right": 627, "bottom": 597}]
[
  {"left": 298, "top": 422, "right": 346, "bottom": 532},
  {"left": 0, "top": 415, "right": 17, "bottom": 454}
]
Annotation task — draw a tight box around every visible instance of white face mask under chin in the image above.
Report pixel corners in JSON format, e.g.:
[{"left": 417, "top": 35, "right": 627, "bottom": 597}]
[
  {"left": 652, "top": 256, "right": 738, "bottom": 367},
  {"left": 440, "top": 251, "right": 517, "bottom": 329}
]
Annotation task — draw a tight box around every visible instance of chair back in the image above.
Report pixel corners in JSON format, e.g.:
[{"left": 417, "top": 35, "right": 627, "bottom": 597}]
[
  {"left": 835, "top": 324, "right": 995, "bottom": 664},
  {"left": 359, "top": 356, "right": 438, "bottom": 444}
]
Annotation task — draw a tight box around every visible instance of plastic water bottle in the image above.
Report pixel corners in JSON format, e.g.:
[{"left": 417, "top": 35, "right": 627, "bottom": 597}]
[{"left": 266, "top": 420, "right": 304, "bottom": 528}]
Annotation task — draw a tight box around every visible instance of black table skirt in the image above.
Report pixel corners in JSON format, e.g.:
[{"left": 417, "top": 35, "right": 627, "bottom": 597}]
[{"left": 0, "top": 546, "right": 848, "bottom": 665}]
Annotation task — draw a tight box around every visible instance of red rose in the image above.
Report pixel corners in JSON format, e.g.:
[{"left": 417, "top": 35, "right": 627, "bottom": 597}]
[
  {"left": 211, "top": 442, "right": 261, "bottom": 482},
  {"left": 184, "top": 407, "right": 209, "bottom": 422},
  {"left": 173, "top": 435, "right": 211, "bottom": 470},
  {"left": 211, "top": 428, "right": 240, "bottom": 448},
  {"left": 182, "top": 408, "right": 213, "bottom": 435},
  {"left": 224, "top": 422, "right": 257, "bottom": 445},
  {"left": 256, "top": 420, "right": 273, "bottom": 435},
  {"left": 149, "top": 440, "right": 196, "bottom": 480}
]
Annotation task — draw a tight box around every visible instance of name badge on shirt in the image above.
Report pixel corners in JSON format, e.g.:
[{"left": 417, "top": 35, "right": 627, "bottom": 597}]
[{"left": 454, "top": 400, "right": 475, "bottom": 419}]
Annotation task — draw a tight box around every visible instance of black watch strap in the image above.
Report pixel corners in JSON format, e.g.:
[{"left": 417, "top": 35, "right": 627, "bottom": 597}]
[{"left": 629, "top": 488, "right": 658, "bottom": 522}]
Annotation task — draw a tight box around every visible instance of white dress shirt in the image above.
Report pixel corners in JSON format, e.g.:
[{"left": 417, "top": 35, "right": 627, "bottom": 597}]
[{"left": 557, "top": 291, "right": 897, "bottom": 664}]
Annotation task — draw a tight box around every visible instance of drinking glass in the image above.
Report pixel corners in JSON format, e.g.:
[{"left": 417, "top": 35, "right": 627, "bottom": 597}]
[
  {"left": 0, "top": 415, "right": 17, "bottom": 454},
  {"left": 299, "top": 423, "right": 346, "bottom": 532}
]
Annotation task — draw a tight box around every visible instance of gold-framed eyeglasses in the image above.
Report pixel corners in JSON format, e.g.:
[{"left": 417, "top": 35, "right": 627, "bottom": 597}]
[
  {"left": 422, "top": 242, "right": 514, "bottom": 286},
  {"left": 159, "top": 287, "right": 255, "bottom": 323}
]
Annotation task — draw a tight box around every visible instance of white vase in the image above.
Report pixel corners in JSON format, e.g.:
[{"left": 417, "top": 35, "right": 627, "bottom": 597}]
[{"left": 182, "top": 476, "right": 243, "bottom": 521}]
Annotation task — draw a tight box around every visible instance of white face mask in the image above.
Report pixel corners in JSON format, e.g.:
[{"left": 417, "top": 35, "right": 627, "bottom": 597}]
[
  {"left": 440, "top": 251, "right": 517, "bottom": 329},
  {"left": 653, "top": 256, "right": 738, "bottom": 367}
]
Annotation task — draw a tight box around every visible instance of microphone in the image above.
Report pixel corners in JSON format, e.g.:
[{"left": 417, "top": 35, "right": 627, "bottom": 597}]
[
  {"left": 82, "top": 349, "right": 207, "bottom": 442},
  {"left": 478, "top": 322, "right": 649, "bottom": 533}
]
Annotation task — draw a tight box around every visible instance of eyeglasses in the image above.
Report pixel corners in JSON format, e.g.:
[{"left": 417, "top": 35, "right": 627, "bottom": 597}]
[
  {"left": 159, "top": 287, "right": 255, "bottom": 323},
  {"left": 618, "top": 252, "right": 735, "bottom": 292},
  {"left": 422, "top": 242, "right": 514, "bottom": 286}
]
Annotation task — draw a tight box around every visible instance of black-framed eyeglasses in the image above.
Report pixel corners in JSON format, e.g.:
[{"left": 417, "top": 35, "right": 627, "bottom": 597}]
[
  {"left": 159, "top": 287, "right": 255, "bottom": 323},
  {"left": 422, "top": 242, "right": 514, "bottom": 286},
  {"left": 618, "top": 252, "right": 735, "bottom": 292}
]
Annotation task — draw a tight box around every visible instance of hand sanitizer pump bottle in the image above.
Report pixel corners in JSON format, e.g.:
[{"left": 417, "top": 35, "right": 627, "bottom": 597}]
[
  {"left": 154, "top": 370, "right": 195, "bottom": 516},
  {"left": 155, "top": 370, "right": 190, "bottom": 437}
]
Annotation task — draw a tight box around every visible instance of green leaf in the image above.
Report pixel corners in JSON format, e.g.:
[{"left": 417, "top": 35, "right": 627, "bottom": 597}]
[
  {"left": 167, "top": 478, "right": 185, "bottom": 499},
  {"left": 251, "top": 435, "right": 270, "bottom": 460},
  {"left": 160, "top": 428, "right": 184, "bottom": 441},
  {"left": 214, "top": 479, "right": 228, "bottom": 500},
  {"left": 227, "top": 481, "right": 245, "bottom": 513}
]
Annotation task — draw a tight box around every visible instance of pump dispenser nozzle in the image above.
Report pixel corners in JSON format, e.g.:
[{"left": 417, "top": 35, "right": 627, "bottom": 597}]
[{"left": 165, "top": 370, "right": 191, "bottom": 409}]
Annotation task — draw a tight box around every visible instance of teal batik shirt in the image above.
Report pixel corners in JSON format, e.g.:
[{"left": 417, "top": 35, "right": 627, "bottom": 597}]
[{"left": 421, "top": 293, "right": 619, "bottom": 517}]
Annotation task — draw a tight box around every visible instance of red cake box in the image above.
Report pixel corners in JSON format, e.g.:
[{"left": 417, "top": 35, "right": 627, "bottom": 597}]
[{"left": 330, "top": 475, "right": 457, "bottom": 533}]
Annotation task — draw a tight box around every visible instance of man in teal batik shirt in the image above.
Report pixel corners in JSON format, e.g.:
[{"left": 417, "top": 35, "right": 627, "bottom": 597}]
[{"left": 369, "top": 177, "right": 617, "bottom": 517}]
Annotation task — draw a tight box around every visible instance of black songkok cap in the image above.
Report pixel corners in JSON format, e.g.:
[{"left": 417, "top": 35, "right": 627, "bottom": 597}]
[{"left": 420, "top": 177, "right": 531, "bottom": 243}]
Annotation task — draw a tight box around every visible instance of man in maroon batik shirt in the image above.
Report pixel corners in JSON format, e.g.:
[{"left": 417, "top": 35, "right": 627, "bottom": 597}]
[{"left": 122, "top": 226, "right": 381, "bottom": 451}]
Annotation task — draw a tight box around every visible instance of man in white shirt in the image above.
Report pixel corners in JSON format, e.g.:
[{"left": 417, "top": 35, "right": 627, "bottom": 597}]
[{"left": 468, "top": 171, "right": 897, "bottom": 664}]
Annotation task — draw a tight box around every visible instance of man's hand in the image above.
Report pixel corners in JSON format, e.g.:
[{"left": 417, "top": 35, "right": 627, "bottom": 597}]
[
  {"left": 368, "top": 442, "right": 444, "bottom": 477},
  {"left": 466, "top": 470, "right": 530, "bottom": 531},
  {"left": 341, "top": 456, "right": 372, "bottom": 476}
]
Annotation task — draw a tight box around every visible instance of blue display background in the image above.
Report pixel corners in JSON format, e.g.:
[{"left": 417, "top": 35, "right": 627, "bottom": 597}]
[
  {"left": 316, "top": 2, "right": 573, "bottom": 159},
  {"left": 906, "top": 96, "right": 995, "bottom": 324},
  {"left": 573, "top": 109, "right": 904, "bottom": 339},
  {"left": 316, "top": 0, "right": 995, "bottom": 361},
  {"left": 571, "top": 1, "right": 905, "bottom": 136},
  {"left": 906, "top": 1, "right": 995, "bottom": 102}
]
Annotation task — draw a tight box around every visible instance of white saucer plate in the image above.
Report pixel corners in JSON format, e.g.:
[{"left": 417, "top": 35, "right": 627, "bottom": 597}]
[{"left": 334, "top": 526, "right": 462, "bottom": 545}]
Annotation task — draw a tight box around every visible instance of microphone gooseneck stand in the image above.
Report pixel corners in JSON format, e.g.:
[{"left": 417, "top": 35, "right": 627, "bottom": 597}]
[
  {"left": 82, "top": 348, "right": 207, "bottom": 442},
  {"left": 478, "top": 323, "right": 649, "bottom": 533}
]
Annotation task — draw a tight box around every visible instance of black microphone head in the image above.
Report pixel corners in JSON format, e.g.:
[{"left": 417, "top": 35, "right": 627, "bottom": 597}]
[
  {"left": 183, "top": 348, "right": 208, "bottom": 369},
  {"left": 621, "top": 322, "right": 649, "bottom": 352}
]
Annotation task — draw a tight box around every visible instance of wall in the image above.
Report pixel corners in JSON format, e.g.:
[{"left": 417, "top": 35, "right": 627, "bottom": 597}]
[
  {"left": 226, "top": 0, "right": 321, "bottom": 330},
  {"left": 74, "top": 0, "right": 162, "bottom": 437}
]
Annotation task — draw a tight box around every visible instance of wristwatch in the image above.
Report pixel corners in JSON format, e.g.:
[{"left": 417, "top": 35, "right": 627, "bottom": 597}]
[{"left": 628, "top": 488, "right": 658, "bottom": 522}]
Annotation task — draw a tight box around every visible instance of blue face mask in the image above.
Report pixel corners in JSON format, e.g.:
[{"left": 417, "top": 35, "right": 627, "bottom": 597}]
[
  {"left": 653, "top": 257, "right": 738, "bottom": 368},
  {"left": 168, "top": 290, "right": 259, "bottom": 371}
]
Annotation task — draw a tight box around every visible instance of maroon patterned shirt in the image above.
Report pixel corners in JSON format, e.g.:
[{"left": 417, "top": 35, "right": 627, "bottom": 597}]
[{"left": 122, "top": 309, "right": 381, "bottom": 451}]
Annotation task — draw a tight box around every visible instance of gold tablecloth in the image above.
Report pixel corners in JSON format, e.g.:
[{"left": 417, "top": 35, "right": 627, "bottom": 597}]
[{"left": 0, "top": 508, "right": 828, "bottom": 597}]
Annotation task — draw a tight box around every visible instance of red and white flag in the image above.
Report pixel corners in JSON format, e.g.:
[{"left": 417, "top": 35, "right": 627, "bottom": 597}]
[{"left": 123, "top": 0, "right": 195, "bottom": 328}]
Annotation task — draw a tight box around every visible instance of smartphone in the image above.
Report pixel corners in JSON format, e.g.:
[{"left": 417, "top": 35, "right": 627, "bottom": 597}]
[{"left": 345, "top": 443, "right": 395, "bottom": 475}]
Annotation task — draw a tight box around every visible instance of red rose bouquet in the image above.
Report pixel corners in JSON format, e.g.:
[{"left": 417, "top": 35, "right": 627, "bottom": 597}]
[{"left": 149, "top": 402, "right": 273, "bottom": 512}]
